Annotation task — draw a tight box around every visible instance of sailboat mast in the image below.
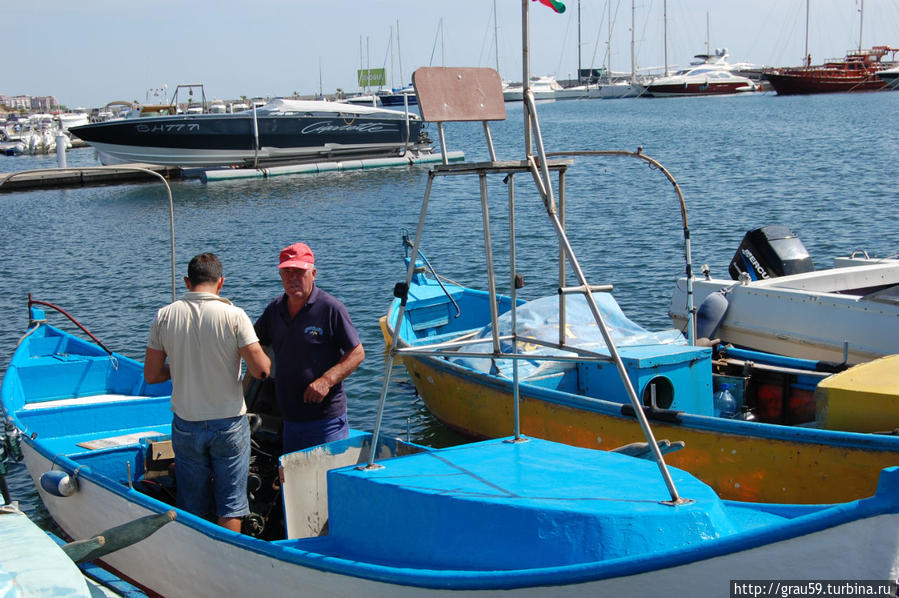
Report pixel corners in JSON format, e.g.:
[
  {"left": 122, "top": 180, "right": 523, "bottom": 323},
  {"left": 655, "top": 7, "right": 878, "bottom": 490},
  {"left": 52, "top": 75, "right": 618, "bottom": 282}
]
[
  {"left": 397, "top": 20, "right": 404, "bottom": 86},
  {"left": 664, "top": 0, "right": 669, "bottom": 76},
  {"left": 607, "top": 0, "right": 612, "bottom": 84},
  {"left": 494, "top": 0, "right": 500, "bottom": 74},
  {"left": 705, "top": 12, "right": 710, "bottom": 56},
  {"left": 576, "top": 0, "right": 582, "bottom": 84},
  {"left": 858, "top": 0, "right": 864, "bottom": 51},
  {"left": 804, "top": 0, "right": 810, "bottom": 66},
  {"left": 389, "top": 27, "right": 395, "bottom": 90},
  {"left": 630, "top": 0, "right": 636, "bottom": 81}
]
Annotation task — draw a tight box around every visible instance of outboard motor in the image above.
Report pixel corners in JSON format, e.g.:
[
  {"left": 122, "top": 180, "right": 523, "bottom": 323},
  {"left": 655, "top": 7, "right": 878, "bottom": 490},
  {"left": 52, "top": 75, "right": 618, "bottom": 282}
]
[{"left": 728, "top": 225, "right": 814, "bottom": 281}]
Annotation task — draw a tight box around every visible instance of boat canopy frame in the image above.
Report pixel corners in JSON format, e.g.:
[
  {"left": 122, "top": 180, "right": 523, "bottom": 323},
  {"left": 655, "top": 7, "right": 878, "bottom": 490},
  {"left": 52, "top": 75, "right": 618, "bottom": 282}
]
[{"left": 369, "top": 52, "right": 692, "bottom": 504}]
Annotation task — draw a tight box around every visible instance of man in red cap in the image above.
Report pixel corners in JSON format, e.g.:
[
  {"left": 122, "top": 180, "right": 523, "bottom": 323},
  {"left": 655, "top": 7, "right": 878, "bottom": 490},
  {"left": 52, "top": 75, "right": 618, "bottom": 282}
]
[{"left": 253, "top": 242, "right": 365, "bottom": 454}]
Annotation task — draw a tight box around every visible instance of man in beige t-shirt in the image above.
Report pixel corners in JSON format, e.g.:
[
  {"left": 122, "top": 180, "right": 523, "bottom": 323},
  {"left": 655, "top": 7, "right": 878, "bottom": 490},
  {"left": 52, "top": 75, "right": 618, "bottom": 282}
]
[{"left": 145, "top": 253, "right": 270, "bottom": 532}]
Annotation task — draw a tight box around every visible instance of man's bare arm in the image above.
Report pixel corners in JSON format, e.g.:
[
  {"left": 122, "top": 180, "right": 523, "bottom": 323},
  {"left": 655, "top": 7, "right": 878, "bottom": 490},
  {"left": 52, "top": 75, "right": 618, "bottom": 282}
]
[{"left": 144, "top": 347, "right": 170, "bottom": 384}]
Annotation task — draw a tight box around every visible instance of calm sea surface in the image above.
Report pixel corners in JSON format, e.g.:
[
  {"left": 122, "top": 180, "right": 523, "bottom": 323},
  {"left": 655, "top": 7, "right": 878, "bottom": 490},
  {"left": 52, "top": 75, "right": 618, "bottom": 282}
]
[{"left": 2, "top": 91, "right": 897, "bottom": 523}]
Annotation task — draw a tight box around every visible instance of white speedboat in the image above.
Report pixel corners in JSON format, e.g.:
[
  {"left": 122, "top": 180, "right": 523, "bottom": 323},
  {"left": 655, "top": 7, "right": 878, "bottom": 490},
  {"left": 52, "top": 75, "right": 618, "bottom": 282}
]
[
  {"left": 70, "top": 98, "right": 426, "bottom": 167},
  {"left": 643, "top": 49, "right": 760, "bottom": 97},
  {"left": 644, "top": 67, "right": 759, "bottom": 97},
  {"left": 669, "top": 225, "right": 899, "bottom": 364},
  {"left": 597, "top": 80, "right": 644, "bottom": 98},
  {"left": 55, "top": 112, "right": 90, "bottom": 131},
  {"left": 554, "top": 83, "right": 589, "bottom": 100},
  {"left": 342, "top": 93, "right": 382, "bottom": 106},
  {"left": 502, "top": 75, "right": 567, "bottom": 101},
  {"left": 876, "top": 65, "right": 899, "bottom": 89}
]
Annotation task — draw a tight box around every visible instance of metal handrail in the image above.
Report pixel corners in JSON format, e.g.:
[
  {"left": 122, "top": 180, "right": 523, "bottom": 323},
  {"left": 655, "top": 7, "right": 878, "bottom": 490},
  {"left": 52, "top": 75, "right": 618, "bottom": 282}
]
[{"left": 544, "top": 148, "right": 695, "bottom": 345}]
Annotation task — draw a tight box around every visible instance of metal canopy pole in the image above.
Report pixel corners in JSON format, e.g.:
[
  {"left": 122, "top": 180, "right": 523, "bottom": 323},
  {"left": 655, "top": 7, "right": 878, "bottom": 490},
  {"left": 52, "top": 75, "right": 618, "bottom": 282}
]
[
  {"left": 558, "top": 169, "right": 567, "bottom": 348},
  {"left": 518, "top": 0, "right": 685, "bottom": 504},
  {"left": 544, "top": 148, "right": 695, "bottom": 345},
  {"left": 506, "top": 173, "right": 525, "bottom": 442},
  {"left": 365, "top": 171, "right": 437, "bottom": 469},
  {"left": 0, "top": 167, "right": 177, "bottom": 303},
  {"left": 524, "top": 95, "right": 685, "bottom": 504},
  {"left": 480, "top": 172, "right": 502, "bottom": 356}
]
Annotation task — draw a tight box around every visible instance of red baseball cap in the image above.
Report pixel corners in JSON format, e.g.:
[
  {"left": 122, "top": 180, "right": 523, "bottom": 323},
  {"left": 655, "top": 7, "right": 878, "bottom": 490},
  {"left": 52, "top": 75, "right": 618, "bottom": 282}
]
[{"left": 278, "top": 242, "right": 315, "bottom": 270}]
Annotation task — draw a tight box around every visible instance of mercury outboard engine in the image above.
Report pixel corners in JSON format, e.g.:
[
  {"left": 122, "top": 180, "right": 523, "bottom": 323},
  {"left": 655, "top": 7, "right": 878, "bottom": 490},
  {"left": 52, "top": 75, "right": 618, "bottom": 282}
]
[{"left": 728, "top": 225, "right": 814, "bottom": 281}]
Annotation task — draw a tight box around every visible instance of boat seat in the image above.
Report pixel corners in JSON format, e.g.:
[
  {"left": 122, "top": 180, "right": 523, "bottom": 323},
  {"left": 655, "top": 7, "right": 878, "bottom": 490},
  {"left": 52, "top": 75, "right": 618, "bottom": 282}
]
[{"left": 413, "top": 66, "right": 507, "bottom": 164}]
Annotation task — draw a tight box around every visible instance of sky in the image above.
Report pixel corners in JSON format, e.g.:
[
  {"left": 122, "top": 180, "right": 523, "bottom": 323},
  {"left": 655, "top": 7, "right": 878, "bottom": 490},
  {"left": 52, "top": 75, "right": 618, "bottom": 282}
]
[{"left": 5, "top": 0, "right": 899, "bottom": 109}]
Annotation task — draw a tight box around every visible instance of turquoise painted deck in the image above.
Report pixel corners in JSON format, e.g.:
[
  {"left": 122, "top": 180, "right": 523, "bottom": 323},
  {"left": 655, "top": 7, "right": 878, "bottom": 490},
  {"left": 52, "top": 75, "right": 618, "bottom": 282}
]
[
  {"left": 296, "top": 437, "right": 784, "bottom": 571},
  {"left": 0, "top": 506, "right": 92, "bottom": 597}
]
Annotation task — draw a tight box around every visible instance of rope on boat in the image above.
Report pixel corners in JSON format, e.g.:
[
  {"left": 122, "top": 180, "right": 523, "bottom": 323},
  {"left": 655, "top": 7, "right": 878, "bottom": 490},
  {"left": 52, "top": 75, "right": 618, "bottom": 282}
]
[
  {"left": 401, "top": 229, "right": 461, "bottom": 318},
  {"left": 14, "top": 322, "right": 42, "bottom": 350},
  {"left": 28, "top": 294, "right": 115, "bottom": 359}
]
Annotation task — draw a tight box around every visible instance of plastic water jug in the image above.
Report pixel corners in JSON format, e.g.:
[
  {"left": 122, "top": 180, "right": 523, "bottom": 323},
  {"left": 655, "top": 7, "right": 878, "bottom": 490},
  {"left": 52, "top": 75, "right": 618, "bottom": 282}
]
[{"left": 714, "top": 384, "right": 738, "bottom": 419}]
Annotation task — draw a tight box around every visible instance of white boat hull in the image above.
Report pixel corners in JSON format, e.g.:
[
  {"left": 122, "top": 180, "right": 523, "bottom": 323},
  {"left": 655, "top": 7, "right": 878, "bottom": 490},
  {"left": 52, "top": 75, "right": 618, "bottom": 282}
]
[
  {"left": 598, "top": 82, "right": 644, "bottom": 98},
  {"left": 22, "top": 443, "right": 899, "bottom": 597},
  {"left": 669, "top": 258, "right": 899, "bottom": 364},
  {"left": 90, "top": 140, "right": 412, "bottom": 167}
]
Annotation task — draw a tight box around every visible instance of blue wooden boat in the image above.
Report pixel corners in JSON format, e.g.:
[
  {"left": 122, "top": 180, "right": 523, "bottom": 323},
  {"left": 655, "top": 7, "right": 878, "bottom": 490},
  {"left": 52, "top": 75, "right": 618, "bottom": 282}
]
[{"left": 4, "top": 306, "right": 899, "bottom": 595}]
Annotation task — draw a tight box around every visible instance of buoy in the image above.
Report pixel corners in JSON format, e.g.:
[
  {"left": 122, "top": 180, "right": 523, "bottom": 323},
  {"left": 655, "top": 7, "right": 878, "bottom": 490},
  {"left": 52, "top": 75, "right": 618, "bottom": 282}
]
[
  {"left": 696, "top": 290, "right": 729, "bottom": 339},
  {"left": 40, "top": 470, "right": 77, "bottom": 497}
]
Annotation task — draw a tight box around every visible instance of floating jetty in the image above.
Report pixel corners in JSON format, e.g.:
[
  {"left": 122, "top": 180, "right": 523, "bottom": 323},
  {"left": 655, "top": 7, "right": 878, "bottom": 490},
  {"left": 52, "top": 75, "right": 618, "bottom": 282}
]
[
  {"left": 0, "top": 164, "right": 181, "bottom": 193},
  {"left": 0, "top": 151, "right": 465, "bottom": 192},
  {"left": 195, "top": 150, "right": 464, "bottom": 182}
]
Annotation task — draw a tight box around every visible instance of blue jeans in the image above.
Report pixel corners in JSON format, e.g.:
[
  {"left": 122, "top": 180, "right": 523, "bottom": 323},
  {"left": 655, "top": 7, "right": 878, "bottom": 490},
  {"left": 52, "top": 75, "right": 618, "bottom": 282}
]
[
  {"left": 282, "top": 415, "right": 349, "bottom": 455},
  {"left": 171, "top": 414, "right": 250, "bottom": 520}
]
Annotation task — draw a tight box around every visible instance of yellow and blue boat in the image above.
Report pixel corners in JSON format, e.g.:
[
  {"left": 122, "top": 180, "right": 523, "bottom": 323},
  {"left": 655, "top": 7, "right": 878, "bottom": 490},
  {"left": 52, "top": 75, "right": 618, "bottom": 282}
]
[
  {"left": 382, "top": 261, "right": 899, "bottom": 505},
  {"left": 382, "top": 258, "right": 899, "bottom": 505}
]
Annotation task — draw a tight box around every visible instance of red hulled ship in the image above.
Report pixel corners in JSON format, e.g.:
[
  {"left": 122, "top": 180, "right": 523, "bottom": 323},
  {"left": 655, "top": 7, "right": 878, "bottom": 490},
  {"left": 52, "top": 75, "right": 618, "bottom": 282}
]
[{"left": 765, "top": 46, "right": 898, "bottom": 95}]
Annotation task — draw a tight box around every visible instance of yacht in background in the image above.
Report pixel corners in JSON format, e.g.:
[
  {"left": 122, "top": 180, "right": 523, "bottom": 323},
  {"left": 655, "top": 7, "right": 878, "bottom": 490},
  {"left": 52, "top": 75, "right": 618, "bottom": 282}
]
[
  {"left": 643, "top": 50, "right": 760, "bottom": 97},
  {"left": 70, "top": 98, "right": 426, "bottom": 167},
  {"left": 876, "top": 64, "right": 899, "bottom": 89},
  {"left": 502, "top": 75, "right": 580, "bottom": 101},
  {"left": 765, "top": 46, "right": 898, "bottom": 95}
]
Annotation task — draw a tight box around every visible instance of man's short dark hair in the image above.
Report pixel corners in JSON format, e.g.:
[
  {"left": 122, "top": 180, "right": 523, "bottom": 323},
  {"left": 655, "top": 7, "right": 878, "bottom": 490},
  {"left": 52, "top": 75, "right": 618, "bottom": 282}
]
[{"left": 187, "top": 253, "right": 223, "bottom": 285}]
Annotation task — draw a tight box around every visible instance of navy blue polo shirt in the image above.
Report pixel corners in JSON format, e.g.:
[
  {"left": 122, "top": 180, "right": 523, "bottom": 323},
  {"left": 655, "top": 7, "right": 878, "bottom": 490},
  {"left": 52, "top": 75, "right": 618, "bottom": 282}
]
[{"left": 254, "top": 286, "right": 361, "bottom": 422}]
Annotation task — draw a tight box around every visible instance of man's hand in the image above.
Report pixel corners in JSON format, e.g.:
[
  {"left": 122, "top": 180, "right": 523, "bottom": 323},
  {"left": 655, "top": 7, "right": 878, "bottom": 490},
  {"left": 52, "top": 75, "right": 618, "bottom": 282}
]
[{"left": 303, "top": 377, "right": 331, "bottom": 403}]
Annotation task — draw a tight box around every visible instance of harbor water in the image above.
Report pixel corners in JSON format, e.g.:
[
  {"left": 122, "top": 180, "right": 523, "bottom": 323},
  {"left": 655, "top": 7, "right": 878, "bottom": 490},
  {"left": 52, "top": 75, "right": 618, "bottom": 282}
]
[{"left": 2, "top": 90, "right": 897, "bottom": 524}]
